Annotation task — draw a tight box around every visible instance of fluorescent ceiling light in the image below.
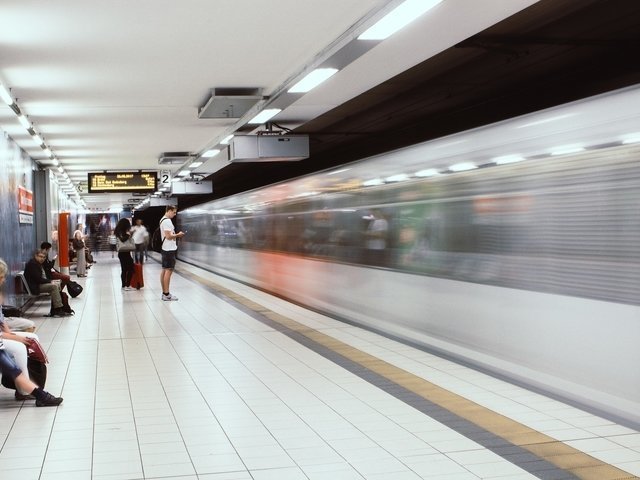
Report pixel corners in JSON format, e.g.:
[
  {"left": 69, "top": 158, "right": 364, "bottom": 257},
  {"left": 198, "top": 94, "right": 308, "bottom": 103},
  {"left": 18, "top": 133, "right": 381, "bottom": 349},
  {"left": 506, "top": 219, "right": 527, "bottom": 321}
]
[
  {"left": 43, "top": 148, "right": 53, "bottom": 158},
  {"left": 31, "top": 134, "right": 43, "bottom": 146},
  {"left": 178, "top": 170, "right": 190, "bottom": 176},
  {"left": 449, "top": 162, "right": 477, "bottom": 172},
  {"left": 415, "top": 168, "right": 439, "bottom": 177},
  {"left": 248, "top": 108, "right": 282, "bottom": 124},
  {"left": 493, "top": 154, "right": 525, "bottom": 165},
  {"left": 289, "top": 68, "right": 338, "bottom": 93},
  {"left": 358, "top": 0, "right": 442, "bottom": 40},
  {"left": 17, "top": 115, "right": 30, "bottom": 129},
  {"left": 202, "top": 149, "right": 220, "bottom": 158},
  {"left": 550, "top": 144, "right": 585, "bottom": 156},
  {"left": 221, "top": 134, "right": 234, "bottom": 145},
  {"left": 57, "top": 166, "right": 64, "bottom": 173},
  {"left": 189, "top": 161, "right": 203, "bottom": 168},
  {"left": 0, "top": 84, "right": 13, "bottom": 105}
]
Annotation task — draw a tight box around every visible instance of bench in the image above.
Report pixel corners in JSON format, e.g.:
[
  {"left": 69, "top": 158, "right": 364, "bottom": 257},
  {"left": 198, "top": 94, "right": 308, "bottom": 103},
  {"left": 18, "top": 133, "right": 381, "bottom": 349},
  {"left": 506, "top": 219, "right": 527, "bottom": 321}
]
[{"left": 14, "top": 271, "right": 49, "bottom": 313}]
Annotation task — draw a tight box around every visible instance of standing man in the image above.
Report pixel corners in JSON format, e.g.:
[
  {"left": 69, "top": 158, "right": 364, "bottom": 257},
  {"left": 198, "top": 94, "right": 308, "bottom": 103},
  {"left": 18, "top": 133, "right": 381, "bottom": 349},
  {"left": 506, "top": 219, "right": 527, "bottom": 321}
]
[
  {"left": 131, "top": 218, "right": 147, "bottom": 264},
  {"left": 159, "top": 205, "right": 185, "bottom": 301}
]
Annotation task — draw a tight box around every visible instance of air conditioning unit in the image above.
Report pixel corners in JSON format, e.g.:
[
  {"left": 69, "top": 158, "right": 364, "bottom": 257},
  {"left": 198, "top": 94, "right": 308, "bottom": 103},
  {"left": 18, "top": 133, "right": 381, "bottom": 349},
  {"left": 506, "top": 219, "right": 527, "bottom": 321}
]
[
  {"left": 158, "top": 152, "right": 193, "bottom": 165},
  {"left": 229, "top": 135, "right": 309, "bottom": 162},
  {"left": 171, "top": 181, "right": 213, "bottom": 195}
]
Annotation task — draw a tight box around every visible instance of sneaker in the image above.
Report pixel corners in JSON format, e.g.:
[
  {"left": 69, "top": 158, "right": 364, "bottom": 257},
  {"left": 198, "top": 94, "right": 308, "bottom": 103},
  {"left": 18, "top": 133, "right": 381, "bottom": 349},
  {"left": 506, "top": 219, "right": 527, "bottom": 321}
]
[
  {"left": 161, "top": 293, "right": 178, "bottom": 301},
  {"left": 15, "top": 392, "right": 35, "bottom": 401},
  {"left": 35, "top": 391, "right": 63, "bottom": 407},
  {"left": 123, "top": 286, "right": 134, "bottom": 291}
]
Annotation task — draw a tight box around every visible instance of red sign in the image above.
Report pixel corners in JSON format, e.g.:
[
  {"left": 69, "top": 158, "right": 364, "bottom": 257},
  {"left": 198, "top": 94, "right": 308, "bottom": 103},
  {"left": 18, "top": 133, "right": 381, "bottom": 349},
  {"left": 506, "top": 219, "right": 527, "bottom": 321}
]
[{"left": 18, "top": 186, "right": 34, "bottom": 214}]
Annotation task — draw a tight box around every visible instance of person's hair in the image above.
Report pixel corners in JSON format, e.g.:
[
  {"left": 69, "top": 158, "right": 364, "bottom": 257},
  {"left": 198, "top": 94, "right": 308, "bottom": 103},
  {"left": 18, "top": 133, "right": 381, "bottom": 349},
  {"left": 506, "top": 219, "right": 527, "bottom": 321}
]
[
  {"left": 41, "top": 241, "right": 52, "bottom": 249},
  {"left": 34, "top": 248, "right": 47, "bottom": 257},
  {"left": 114, "top": 218, "right": 131, "bottom": 240},
  {"left": 166, "top": 205, "right": 177, "bottom": 213},
  {"left": 0, "top": 258, "right": 8, "bottom": 278}
]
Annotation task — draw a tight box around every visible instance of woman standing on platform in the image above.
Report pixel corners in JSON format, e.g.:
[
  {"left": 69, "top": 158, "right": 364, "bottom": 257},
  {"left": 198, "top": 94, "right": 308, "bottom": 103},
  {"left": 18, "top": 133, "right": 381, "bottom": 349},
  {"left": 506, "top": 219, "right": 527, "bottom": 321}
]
[
  {"left": 114, "top": 218, "right": 135, "bottom": 291},
  {"left": 73, "top": 230, "right": 87, "bottom": 277}
]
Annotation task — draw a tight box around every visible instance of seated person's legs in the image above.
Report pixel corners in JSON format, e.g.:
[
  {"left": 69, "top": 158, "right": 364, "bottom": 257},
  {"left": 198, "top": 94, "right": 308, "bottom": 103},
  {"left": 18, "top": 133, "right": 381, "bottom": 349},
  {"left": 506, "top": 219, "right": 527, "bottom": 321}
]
[
  {"left": 0, "top": 349, "right": 61, "bottom": 406},
  {"left": 3, "top": 339, "right": 29, "bottom": 385},
  {"left": 38, "top": 283, "right": 63, "bottom": 308},
  {"left": 51, "top": 270, "right": 71, "bottom": 290},
  {"left": 3, "top": 317, "right": 35, "bottom": 333}
]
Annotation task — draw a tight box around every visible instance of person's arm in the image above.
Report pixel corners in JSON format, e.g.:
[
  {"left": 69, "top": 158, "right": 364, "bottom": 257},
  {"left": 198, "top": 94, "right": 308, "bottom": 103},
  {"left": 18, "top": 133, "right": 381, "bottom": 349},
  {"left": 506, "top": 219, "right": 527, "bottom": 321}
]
[
  {"left": 1, "top": 330, "right": 30, "bottom": 345},
  {"left": 162, "top": 220, "right": 184, "bottom": 240}
]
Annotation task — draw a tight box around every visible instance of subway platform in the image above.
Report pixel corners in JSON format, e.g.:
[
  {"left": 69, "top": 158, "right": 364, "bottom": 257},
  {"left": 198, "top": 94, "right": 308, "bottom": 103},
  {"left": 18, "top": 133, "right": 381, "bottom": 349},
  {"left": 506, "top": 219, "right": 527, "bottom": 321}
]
[{"left": 0, "top": 254, "right": 638, "bottom": 480}]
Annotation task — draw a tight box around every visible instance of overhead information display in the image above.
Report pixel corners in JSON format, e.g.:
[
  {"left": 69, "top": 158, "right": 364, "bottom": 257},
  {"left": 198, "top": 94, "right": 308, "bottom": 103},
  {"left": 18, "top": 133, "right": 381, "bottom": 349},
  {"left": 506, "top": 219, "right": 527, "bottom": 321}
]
[{"left": 88, "top": 172, "right": 157, "bottom": 193}]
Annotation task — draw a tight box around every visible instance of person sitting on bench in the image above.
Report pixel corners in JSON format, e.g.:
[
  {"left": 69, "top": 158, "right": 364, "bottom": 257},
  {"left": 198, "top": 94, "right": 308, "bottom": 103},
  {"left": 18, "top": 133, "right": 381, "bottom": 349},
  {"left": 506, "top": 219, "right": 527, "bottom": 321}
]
[
  {"left": 40, "top": 241, "right": 71, "bottom": 292},
  {"left": 0, "top": 258, "right": 62, "bottom": 406},
  {"left": 24, "top": 249, "right": 68, "bottom": 316}
]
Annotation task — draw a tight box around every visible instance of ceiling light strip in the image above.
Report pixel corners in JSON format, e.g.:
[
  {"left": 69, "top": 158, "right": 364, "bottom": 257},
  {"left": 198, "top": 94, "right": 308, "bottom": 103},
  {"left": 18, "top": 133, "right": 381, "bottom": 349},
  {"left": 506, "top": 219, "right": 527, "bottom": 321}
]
[
  {"left": 0, "top": 80, "right": 74, "bottom": 198},
  {"left": 358, "top": 0, "right": 443, "bottom": 40}
]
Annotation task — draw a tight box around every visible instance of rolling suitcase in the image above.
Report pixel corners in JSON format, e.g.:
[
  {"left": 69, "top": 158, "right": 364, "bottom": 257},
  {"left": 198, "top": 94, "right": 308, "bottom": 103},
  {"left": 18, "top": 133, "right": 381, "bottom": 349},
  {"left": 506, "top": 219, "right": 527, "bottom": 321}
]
[{"left": 131, "top": 262, "right": 144, "bottom": 290}]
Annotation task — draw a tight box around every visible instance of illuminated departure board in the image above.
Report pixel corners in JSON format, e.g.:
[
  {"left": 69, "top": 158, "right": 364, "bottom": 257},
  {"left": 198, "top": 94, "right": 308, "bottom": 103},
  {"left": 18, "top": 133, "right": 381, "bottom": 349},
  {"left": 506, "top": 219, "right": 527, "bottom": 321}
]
[{"left": 88, "top": 172, "right": 158, "bottom": 193}]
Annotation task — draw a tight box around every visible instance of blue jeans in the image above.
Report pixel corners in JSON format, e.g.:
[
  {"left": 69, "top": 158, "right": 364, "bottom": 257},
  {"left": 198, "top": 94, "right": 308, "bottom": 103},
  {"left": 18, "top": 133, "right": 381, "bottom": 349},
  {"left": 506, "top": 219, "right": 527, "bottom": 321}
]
[
  {"left": 135, "top": 243, "right": 145, "bottom": 264},
  {"left": 0, "top": 349, "right": 22, "bottom": 379}
]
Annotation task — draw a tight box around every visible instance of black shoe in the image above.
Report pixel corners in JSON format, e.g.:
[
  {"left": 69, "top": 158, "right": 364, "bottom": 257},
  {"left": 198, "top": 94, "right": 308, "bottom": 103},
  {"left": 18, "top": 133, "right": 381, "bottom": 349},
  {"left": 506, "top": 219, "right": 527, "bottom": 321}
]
[
  {"left": 15, "top": 392, "right": 35, "bottom": 401},
  {"left": 35, "top": 391, "right": 63, "bottom": 407}
]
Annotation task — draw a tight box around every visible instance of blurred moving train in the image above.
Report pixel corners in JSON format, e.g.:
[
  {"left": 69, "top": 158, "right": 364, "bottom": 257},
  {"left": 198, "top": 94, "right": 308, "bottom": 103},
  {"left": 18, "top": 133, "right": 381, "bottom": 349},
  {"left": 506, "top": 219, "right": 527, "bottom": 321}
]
[{"left": 178, "top": 85, "right": 640, "bottom": 427}]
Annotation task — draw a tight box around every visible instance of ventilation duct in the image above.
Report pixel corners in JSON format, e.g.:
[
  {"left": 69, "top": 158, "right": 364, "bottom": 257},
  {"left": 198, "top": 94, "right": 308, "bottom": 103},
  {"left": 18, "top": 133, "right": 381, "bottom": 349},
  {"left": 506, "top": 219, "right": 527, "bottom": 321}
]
[
  {"left": 199, "top": 87, "right": 264, "bottom": 119},
  {"left": 158, "top": 152, "right": 193, "bottom": 165},
  {"left": 172, "top": 181, "right": 213, "bottom": 195},
  {"left": 229, "top": 135, "right": 309, "bottom": 162}
]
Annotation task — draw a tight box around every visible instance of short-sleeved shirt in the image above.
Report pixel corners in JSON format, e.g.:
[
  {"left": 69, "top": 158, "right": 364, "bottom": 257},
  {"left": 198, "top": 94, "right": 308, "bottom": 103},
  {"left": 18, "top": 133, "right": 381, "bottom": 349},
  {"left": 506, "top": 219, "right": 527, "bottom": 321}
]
[
  {"left": 160, "top": 217, "right": 177, "bottom": 251},
  {"left": 131, "top": 225, "right": 147, "bottom": 244}
]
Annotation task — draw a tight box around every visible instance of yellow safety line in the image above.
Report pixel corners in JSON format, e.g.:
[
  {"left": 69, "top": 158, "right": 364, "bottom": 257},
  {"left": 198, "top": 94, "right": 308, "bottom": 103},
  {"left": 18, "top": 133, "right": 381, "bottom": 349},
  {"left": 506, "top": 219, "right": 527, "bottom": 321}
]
[{"left": 180, "top": 268, "right": 638, "bottom": 480}]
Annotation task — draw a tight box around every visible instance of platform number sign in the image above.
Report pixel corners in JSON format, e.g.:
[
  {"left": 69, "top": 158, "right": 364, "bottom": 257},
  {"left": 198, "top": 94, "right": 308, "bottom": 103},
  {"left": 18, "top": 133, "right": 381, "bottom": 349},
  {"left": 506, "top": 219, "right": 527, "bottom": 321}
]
[{"left": 159, "top": 170, "right": 171, "bottom": 191}]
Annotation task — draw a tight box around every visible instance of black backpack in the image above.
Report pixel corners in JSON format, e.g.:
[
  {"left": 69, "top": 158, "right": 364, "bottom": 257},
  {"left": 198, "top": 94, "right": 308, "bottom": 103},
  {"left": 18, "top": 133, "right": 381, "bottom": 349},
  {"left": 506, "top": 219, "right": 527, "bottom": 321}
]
[{"left": 150, "top": 219, "right": 165, "bottom": 253}]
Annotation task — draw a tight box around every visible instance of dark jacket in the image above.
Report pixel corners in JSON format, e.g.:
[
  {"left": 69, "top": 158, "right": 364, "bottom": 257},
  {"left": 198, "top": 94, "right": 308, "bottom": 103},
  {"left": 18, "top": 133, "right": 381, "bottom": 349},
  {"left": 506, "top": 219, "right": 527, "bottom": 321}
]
[
  {"left": 43, "top": 256, "right": 56, "bottom": 280},
  {"left": 24, "top": 258, "right": 51, "bottom": 295}
]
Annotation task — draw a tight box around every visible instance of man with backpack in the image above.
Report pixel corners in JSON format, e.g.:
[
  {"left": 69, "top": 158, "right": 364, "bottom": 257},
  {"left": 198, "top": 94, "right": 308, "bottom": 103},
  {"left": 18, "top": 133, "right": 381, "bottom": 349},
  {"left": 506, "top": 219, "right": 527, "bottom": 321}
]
[{"left": 159, "top": 205, "right": 185, "bottom": 301}]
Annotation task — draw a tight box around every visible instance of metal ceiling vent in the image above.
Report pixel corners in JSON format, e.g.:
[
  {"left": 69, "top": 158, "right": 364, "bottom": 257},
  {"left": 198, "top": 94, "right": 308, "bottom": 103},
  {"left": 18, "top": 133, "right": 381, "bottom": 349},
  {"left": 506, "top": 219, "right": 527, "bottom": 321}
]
[
  {"left": 198, "top": 87, "right": 264, "bottom": 119},
  {"left": 158, "top": 152, "right": 193, "bottom": 165}
]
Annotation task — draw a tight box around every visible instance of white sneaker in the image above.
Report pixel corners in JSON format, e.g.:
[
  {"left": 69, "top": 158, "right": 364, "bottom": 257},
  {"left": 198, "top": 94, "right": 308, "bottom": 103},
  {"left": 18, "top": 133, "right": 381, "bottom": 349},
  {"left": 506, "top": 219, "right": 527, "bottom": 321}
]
[
  {"left": 123, "top": 286, "right": 134, "bottom": 291},
  {"left": 161, "top": 293, "right": 178, "bottom": 301}
]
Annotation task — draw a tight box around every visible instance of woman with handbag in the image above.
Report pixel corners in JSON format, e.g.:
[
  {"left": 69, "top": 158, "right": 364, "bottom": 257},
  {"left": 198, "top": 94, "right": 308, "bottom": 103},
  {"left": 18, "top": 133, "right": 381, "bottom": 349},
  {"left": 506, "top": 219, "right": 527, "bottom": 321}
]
[
  {"left": 72, "top": 230, "right": 87, "bottom": 277},
  {"left": 115, "top": 218, "right": 135, "bottom": 291}
]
